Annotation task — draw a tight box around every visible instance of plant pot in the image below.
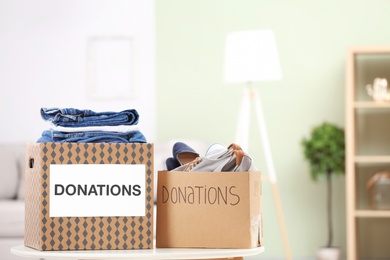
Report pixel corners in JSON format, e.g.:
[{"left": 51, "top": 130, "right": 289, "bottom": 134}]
[{"left": 316, "top": 247, "right": 341, "bottom": 260}]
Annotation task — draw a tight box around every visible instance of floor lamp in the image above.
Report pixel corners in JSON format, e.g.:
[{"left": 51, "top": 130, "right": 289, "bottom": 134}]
[{"left": 224, "top": 30, "right": 292, "bottom": 260}]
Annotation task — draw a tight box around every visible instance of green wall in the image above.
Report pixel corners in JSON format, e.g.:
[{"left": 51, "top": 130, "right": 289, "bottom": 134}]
[{"left": 156, "top": 0, "right": 390, "bottom": 258}]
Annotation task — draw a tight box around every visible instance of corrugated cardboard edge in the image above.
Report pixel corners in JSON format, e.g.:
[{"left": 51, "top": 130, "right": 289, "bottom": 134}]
[
  {"left": 24, "top": 143, "right": 43, "bottom": 249},
  {"left": 249, "top": 171, "right": 262, "bottom": 248}
]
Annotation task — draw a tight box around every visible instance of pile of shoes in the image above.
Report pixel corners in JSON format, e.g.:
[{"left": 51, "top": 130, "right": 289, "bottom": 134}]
[{"left": 165, "top": 142, "right": 256, "bottom": 172}]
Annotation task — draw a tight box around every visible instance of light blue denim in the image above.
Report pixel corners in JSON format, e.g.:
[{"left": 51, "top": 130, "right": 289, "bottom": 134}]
[
  {"left": 40, "top": 108, "right": 139, "bottom": 127},
  {"left": 37, "top": 130, "right": 147, "bottom": 143}
]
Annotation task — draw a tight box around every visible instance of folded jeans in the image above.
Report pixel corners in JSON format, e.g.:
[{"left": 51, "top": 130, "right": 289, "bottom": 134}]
[
  {"left": 40, "top": 108, "right": 140, "bottom": 127},
  {"left": 37, "top": 130, "right": 147, "bottom": 143}
]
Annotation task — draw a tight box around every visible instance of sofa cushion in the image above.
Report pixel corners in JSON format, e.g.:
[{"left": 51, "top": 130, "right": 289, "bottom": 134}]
[
  {"left": 0, "top": 145, "right": 19, "bottom": 199},
  {"left": 0, "top": 200, "right": 24, "bottom": 237},
  {"left": 16, "top": 151, "right": 26, "bottom": 200}
]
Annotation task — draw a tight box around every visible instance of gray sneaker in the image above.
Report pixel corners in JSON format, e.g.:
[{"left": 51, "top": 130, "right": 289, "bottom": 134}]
[
  {"left": 204, "top": 143, "right": 226, "bottom": 158},
  {"left": 234, "top": 153, "right": 257, "bottom": 172},
  {"left": 204, "top": 143, "right": 256, "bottom": 172},
  {"left": 171, "top": 143, "right": 256, "bottom": 172},
  {"left": 205, "top": 143, "right": 242, "bottom": 159},
  {"left": 172, "top": 149, "right": 245, "bottom": 172},
  {"left": 215, "top": 149, "right": 257, "bottom": 172}
]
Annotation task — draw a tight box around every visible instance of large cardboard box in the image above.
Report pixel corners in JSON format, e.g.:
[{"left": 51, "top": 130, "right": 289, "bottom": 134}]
[
  {"left": 24, "top": 142, "right": 154, "bottom": 251},
  {"left": 156, "top": 170, "right": 262, "bottom": 249}
]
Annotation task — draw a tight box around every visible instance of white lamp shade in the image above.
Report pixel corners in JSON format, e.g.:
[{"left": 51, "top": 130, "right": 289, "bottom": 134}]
[{"left": 224, "top": 30, "right": 282, "bottom": 83}]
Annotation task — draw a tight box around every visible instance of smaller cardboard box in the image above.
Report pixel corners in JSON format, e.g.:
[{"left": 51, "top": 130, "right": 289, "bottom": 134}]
[
  {"left": 156, "top": 170, "right": 262, "bottom": 249},
  {"left": 24, "top": 142, "right": 154, "bottom": 251}
]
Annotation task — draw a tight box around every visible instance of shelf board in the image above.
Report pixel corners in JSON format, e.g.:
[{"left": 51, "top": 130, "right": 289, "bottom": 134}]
[
  {"left": 355, "top": 156, "right": 390, "bottom": 163},
  {"left": 349, "top": 45, "right": 390, "bottom": 54},
  {"left": 355, "top": 210, "right": 390, "bottom": 218},
  {"left": 354, "top": 101, "right": 390, "bottom": 108}
]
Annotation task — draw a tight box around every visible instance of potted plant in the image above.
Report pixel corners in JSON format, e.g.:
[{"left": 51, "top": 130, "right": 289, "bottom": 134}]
[{"left": 302, "top": 122, "right": 345, "bottom": 260}]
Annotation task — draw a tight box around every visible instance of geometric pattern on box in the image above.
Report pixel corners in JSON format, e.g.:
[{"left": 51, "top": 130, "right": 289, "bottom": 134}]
[{"left": 24, "top": 142, "right": 154, "bottom": 251}]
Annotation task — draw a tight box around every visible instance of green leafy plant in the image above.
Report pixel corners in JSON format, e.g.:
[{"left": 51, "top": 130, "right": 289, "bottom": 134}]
[{"left": 302, "top": 122, "right": 345, "bottom": 248}]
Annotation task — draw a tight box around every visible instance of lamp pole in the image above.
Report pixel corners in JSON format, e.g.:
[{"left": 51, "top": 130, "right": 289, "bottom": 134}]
[
  {"left": 225, "top": 30, "right": 291, "bottom": 260},
  {"left": 235, "top": 85, "right": 292, "bottom": 260}
]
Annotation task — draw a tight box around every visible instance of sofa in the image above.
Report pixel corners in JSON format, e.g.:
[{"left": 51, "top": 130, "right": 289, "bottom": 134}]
[
  {"left": 0, "top": 143, "right": 40, "bottom": 260},
  {"left": 0, "top": 140, "right": 208, "bottom": 260}
]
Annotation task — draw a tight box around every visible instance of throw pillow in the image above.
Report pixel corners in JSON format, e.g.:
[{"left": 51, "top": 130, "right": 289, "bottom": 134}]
[{"left": 0, "top": 146, "right": 18, "bottom": 199}]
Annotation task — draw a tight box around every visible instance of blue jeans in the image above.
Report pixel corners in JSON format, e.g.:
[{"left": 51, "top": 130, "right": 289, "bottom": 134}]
[
  {"left": 37, "top": 130, "right": 147, "bottom": 143},
  {"left": 41, "top": 108, "right": 139, "bottom": 127}
]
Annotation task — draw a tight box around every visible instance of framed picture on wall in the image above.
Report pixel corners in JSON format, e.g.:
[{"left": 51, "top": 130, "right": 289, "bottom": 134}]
[{"left": 87, "top": 36, "right": 136, "bottom": 100}]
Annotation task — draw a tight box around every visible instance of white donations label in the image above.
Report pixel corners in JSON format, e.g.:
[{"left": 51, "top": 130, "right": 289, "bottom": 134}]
[{"left": 49, "top": 164, "right": 146, "bottom": 217}]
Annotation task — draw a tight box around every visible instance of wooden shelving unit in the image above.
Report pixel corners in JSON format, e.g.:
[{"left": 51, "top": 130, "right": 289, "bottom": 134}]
[{"left": 346, "top": 46, "right": 390, "bottom": 260}]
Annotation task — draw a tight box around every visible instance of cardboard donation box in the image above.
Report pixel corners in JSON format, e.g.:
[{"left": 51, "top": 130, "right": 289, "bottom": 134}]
[
  {"left": 156, "top": 171, "right": 262, "bottom": 249},
  {"left": 24, "top": 142, "right": 154, "bottom": 251}
]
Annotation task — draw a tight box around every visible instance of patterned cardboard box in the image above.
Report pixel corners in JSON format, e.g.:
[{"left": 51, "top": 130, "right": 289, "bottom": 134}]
[{"left": 24, "top": 142, "right": 154, "bottom": 251}]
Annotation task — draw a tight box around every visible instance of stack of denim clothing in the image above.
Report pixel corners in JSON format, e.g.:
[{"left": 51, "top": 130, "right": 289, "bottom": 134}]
[{"left": 37, "top": 108, "right": 147, "bottom": 143}]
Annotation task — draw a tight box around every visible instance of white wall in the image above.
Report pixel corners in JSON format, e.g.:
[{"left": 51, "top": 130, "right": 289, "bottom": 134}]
[{"left": 0, "top": 0, "right": 155, "bottom": 143}]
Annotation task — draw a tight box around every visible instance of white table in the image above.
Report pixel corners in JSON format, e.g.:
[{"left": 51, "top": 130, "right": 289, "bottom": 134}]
[{"left": 11, "top": 245, "right": 264, "bottom": 260}]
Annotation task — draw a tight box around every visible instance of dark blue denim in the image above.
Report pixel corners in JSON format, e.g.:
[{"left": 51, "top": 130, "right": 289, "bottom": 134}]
[
  {"left": 40, "top": 108, "right": 139, "bottom": 127},
  {"left": 37, "top": 130, "right": 147, "bottom": 143}
]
